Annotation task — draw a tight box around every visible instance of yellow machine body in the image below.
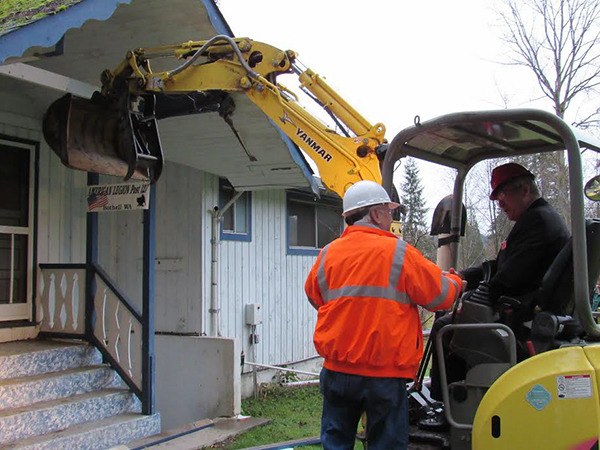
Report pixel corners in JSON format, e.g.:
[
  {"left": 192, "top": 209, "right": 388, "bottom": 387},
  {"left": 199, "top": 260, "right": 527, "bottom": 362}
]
[{"left": 472, "top": 345, "right": 600, "bottom": 449}]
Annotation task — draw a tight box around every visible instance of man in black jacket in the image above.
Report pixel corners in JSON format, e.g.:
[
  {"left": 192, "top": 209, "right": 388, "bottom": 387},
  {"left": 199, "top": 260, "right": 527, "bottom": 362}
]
[{"left": 419, "top": 162, "right": 570, "bottom": 431}]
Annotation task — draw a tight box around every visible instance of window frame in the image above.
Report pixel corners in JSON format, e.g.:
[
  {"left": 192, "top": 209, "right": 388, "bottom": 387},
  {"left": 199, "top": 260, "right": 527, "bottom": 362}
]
[
  {"left": 218, "top": 178, "right": 252, "bottom": 242},
  {"left": 286, "top": 189, "right": 343, "bottom": 256}
]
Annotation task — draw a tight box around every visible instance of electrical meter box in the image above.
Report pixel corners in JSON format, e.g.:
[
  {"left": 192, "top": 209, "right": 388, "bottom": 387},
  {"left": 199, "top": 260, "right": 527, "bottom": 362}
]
[{"left": 245, "top": 303, "right": 262, "bottom": 325}]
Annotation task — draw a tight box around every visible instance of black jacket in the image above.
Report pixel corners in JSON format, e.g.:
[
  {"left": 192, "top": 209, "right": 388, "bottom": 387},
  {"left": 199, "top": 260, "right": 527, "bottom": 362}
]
[{"left": 461, "top": 198, "right": 570, "bottom": 302}]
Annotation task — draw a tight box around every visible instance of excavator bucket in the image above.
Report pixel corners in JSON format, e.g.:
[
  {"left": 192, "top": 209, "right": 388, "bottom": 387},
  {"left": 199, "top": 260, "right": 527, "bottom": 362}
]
[{"left": 43, "top": 93, "right": 164, "bottom": 182}]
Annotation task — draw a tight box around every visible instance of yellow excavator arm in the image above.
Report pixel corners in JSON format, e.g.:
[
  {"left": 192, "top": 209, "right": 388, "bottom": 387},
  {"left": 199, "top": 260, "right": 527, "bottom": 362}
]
[{"left": 43, "top": 35, "right": 387, "bottom": 198}]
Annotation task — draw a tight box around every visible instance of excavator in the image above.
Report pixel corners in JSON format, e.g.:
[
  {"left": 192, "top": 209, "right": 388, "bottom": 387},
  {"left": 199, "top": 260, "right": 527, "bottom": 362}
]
[
  {"left": 381, "top": 110, "right": 600, "bottom": 449},
  {"left": 42, "top": 35, "right": 388, "bottom": 199},
  {"left": 42, "top": 34, "right": 600, "bottom": 449}
]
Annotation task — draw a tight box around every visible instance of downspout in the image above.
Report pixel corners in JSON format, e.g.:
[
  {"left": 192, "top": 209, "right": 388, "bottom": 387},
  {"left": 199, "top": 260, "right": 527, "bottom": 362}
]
[{"left": 209, "top": 191, "right": 244, "bottom": 337}]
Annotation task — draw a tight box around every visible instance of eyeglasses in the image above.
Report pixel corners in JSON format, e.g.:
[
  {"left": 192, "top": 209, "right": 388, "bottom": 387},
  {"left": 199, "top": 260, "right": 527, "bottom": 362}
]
[
  {"left": 373, "top": 204, "right": 392, "bottom": 215},
  {"left": 496, "top": 183, "right": 522, "bottom": 200}
]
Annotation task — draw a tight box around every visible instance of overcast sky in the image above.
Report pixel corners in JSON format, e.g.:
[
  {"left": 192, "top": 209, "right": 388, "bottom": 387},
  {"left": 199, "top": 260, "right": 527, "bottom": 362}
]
[{"left": 217, "top": 0, "right": 575, "bottom": 209}]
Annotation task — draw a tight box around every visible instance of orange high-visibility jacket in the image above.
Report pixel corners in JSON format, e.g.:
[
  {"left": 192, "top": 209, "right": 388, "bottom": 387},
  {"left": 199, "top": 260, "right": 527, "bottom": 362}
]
[{"left": 305, "top": 225, "right": 462, "bottom": 379}]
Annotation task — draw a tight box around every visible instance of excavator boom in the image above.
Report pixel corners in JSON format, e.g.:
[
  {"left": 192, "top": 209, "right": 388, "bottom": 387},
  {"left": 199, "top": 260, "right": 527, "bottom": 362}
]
[{"left": 43, "top": 35, "right": 387, "bottom": 197}]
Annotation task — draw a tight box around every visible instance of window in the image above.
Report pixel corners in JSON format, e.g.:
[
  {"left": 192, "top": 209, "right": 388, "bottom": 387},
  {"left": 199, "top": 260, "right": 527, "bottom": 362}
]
[
  {"left": 219, "top": 178, "right": 251, "bottom": 242},
  {"left": 287, "top": 190, "right": 343, "bottom": 255}
]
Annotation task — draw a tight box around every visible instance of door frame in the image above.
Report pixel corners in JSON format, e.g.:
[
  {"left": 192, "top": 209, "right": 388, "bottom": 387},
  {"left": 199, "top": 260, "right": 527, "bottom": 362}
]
[{"left": 0, "top": 135, "right": 38, "bottom": 323}]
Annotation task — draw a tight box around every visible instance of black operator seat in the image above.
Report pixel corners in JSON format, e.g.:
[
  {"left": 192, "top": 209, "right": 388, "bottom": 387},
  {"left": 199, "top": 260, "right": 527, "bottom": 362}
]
[
  {"left": 529, "top": 219, "right": 600, "bottom": 352},
  {"left": 537, "top": 219, "right": 600, "bottom": 316}
]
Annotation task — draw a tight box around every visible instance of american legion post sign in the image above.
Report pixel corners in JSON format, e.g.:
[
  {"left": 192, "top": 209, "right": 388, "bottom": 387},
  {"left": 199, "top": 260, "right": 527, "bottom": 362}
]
[{"left": 87, "top": 182, "right": 151, "bottom": 213}]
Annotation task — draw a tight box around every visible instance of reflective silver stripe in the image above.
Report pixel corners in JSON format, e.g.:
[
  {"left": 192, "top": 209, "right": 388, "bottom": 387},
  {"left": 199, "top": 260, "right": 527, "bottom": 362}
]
[
  {"left": 318, "top": 239, "right": 410, "bottom": 304},
  {"left": 428, "top": 275, "right": 455, "bottom": 309},
  {"left": 388, "top": 239, "right": 407, "bottom": 287},
  {"left": 316, "top": 238, "right": 457, "bottom": 308},
  {"left": 316, "top": 245, "right": 330, "bottom": 297},
  {"left": 324, "top": 285, "right": 410, "bottom": 303}
]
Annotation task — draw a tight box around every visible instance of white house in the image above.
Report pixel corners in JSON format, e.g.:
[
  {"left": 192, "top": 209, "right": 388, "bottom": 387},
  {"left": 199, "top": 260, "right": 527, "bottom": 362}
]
[{"left": 0, "top": 0, "right": 342, "bottom": 435}]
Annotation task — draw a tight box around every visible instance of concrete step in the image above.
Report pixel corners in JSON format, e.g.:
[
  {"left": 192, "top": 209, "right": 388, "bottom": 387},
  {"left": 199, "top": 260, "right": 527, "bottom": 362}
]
[
  {"left": 0, "top": 388, "right": 138, "bottom": 445},
  {"left": 0, "top": 365, "right": 121, "bottom": 410},
  {"left": 0, "top": 340, "right": 101, "bottom": 380},
  {"left": 3, "top": 412, "right": 161, "bottom": 450}
]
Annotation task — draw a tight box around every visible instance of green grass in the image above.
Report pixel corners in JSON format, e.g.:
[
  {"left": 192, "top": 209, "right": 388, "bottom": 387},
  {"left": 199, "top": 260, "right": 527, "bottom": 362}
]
[
  {"left": 214, "top": 384, "right": 362, "bottom": 450},
  {"left": 0, "top": 0, "right": 83, "bottom": 36}
]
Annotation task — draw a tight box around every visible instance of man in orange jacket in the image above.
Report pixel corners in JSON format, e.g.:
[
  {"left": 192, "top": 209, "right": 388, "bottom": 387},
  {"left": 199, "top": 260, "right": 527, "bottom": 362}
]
[{"left": 305, "top": 180, "right": 464, "bottom": 450}]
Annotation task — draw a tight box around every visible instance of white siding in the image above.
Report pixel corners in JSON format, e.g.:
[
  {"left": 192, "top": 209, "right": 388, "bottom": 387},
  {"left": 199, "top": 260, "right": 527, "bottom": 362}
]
[
  {"left": 202, "top": 174, "right": 319, "bottom": 369},
  {"left": 97, "top": 162, "right": 204, "bottom": 333},
  {"left": 0, "top": 98, "right": 318, "bottom": 368}
]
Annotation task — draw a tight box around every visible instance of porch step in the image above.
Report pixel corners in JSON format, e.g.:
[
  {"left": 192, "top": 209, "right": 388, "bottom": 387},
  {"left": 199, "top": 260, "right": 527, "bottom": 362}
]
[
  {"left": 0, "top": 388, "right": 138, "bottom": 445},
  {"left": 0, "top": 340, "right": 102, "bottom": 379},
  {"left": 0, "top": 339, "right": 160, "bottom": 448},
  {"left": 4, "top": 413, "right": 161, "bottom": 450},
  {"left": 0, "top": 365, "right": 121, "bottom": 409}
]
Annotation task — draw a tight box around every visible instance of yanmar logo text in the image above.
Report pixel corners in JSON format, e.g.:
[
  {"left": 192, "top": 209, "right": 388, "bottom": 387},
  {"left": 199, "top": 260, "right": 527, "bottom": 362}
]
[{"left": 295, "top": 128, "right": 332, "bottom": 162}]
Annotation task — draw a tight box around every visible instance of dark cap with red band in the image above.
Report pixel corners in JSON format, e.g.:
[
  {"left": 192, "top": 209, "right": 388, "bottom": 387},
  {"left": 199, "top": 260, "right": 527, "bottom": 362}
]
[{"left": 489, "top": 163, "right": 535, "bottom": 200}]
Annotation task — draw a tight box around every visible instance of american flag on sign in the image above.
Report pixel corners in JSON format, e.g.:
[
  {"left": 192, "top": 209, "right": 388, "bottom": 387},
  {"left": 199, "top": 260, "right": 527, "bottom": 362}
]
[{"left": 87, "top": 193, "right": 109, "bottom": 210}]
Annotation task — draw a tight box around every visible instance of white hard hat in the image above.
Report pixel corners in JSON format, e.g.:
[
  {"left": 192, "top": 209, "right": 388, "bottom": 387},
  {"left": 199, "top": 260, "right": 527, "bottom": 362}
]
[{"left": 342, "top": 180, "right": 400, "bottom": 216}]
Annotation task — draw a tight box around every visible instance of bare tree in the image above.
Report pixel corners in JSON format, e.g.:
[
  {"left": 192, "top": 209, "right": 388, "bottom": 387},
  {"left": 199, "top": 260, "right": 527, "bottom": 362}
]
[
  {"left": 497, "top": 0, "right": 600, "bottom": 222},
  {"left": 499, "top": 0, "right": 600, "bottom": 123}
]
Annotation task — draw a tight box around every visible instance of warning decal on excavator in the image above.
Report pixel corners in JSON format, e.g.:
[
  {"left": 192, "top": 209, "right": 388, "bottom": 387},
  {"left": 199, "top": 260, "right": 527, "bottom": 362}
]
[
  {"left": 556, "top": 374, "right": 592, "bottom": 399},
  {"left": 526, "top": 384, "right": 551, "bottom": 411}
]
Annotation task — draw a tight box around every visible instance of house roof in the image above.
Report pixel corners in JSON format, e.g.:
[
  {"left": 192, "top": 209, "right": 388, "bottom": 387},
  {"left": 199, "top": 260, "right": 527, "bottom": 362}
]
[
  {"left": 1, "top": 1, "right": 83, "bottom": 37},
  {"left": 0, "top": 0, "right": 317, "bottom": 193}
]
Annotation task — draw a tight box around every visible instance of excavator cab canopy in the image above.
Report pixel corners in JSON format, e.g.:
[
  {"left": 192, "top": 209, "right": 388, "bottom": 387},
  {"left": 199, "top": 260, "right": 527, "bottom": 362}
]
[
  {"left": 381, "top": 108, "right": 600, "bottom": 340},
  {"left": 382, "top": 109, "right": 600, "bottom": 170}
]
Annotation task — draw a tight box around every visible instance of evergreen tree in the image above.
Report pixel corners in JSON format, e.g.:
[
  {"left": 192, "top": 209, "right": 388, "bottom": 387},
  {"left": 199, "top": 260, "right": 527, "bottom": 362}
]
[{"left": 400, "top": 158, "right": 435, "bottom": 260}]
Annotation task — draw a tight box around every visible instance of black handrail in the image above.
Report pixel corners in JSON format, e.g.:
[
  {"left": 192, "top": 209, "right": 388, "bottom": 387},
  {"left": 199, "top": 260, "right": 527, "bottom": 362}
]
[{"left": 92, "top": 262, "right": 143, "bottom": 322}]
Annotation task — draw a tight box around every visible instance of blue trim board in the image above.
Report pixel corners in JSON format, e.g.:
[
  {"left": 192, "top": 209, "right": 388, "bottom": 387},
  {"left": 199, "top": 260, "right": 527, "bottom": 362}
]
[
  {"left": 0, "top": 0, "right": 132, "bottom": 63},
  {"left": 85, "top": 172, "right": 99, "bottom": 340},
  {"left": 220, "top": 229, "right": 252, "bottom": 242},
  {"left": 142, "top": 183, "right": 157, "bottom": 415},
  {"left": 200, "top": 0, "right": 234, "bottom": 37},
  {"left": 287, "top": 246, "right": 320, "bottom": 256}
]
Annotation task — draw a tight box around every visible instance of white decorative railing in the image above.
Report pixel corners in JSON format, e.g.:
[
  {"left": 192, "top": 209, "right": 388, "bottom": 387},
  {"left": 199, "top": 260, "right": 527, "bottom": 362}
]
[
  {"left": 37, "top": 264, "right": 144, "bottom": 394},
  {"left": 93, "top": 272, "right": 143, "bottom": 389},
  {"left": 38, "top": 265, "right": 86, "bottom": 335}
]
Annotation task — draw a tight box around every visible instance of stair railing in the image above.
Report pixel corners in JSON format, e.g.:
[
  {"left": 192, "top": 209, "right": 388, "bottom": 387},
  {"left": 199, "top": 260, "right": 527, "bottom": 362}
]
[{"left": 37, "top": 262, "right": 147, "bottom": 408}]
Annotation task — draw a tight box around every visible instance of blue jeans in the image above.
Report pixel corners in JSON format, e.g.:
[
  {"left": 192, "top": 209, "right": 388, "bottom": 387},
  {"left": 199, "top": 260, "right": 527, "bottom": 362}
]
[{"left": 319, "top": 368, "right": 409, "bottom": 450}]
